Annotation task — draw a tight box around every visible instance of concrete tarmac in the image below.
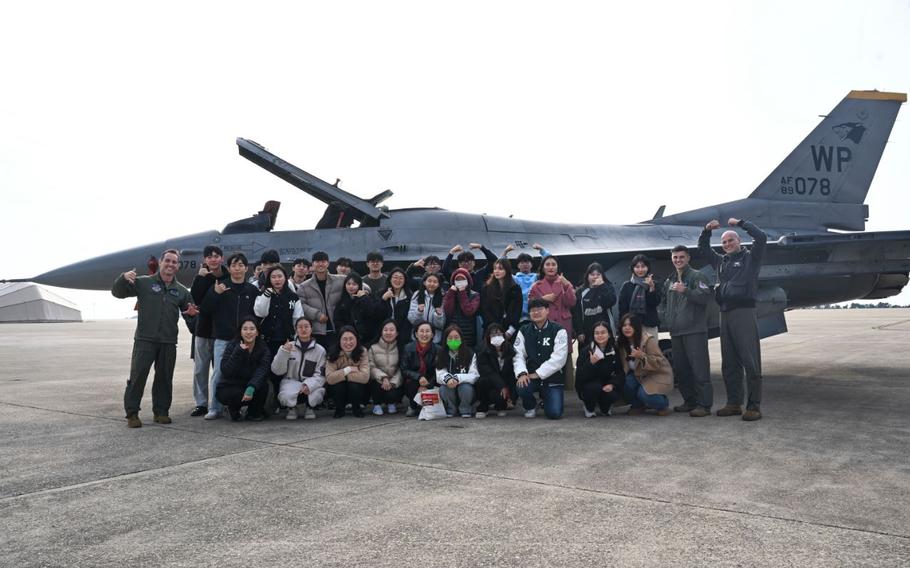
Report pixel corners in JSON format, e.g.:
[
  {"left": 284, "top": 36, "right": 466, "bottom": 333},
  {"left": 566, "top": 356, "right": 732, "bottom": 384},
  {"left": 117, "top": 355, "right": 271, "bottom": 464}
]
[{"left": 1, "top": 310, "right": 909, "bottom": 567}]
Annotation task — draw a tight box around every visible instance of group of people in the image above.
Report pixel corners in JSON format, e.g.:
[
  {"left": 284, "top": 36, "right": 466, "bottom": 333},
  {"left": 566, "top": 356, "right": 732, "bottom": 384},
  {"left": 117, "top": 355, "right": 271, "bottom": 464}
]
[{"left": 114, "top": 217, "right": 767, "bottom": 427}]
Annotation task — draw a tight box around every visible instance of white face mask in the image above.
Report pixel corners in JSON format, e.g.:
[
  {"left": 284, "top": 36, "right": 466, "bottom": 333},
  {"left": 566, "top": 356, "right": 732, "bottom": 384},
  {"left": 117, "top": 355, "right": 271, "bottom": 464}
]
[
  {"left": 455, "top": 280, "right": 468, "bottom": 291},
  {"left": 490, "top": 335, "right": 505, "bottom": 347}
]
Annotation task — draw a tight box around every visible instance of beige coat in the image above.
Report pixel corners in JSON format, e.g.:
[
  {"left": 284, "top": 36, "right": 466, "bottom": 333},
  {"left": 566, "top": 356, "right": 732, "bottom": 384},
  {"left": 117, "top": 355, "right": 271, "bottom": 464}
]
[
  {"left": 369, "top": 340, "right": 403, "bottom": 388},
  {"left": 325, "top": 351, "right": 370, "bottom": 385},
  {"left": 618, "top": 333, "right": 673, "bottom": 396}
]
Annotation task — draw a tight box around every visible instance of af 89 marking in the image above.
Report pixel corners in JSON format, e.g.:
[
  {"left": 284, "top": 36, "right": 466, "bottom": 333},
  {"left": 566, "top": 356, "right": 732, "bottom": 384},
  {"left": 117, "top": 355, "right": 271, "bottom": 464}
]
[{"left": 780, "top": 176, "right": 831, "bottom": 196}]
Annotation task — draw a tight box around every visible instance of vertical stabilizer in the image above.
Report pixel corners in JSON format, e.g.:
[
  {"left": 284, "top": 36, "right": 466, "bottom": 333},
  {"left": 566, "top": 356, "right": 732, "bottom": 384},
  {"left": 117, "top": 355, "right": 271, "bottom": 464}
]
[{"left": 750, "top": 91, "right": 905, "bottom": 204}]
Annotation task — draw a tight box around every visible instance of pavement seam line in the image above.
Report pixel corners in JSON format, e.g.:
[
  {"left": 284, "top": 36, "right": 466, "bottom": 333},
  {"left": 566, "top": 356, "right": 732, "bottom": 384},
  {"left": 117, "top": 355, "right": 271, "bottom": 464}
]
[
  {"left": 0, "top": 418, "right": 412, "bottom": 504},
  {"left": 0, "top": 446, "right": 272, "bottom": 504},
  {"left": 3, "top": 401, "right": 908, "bottom": 541},
  {"left": 290, "top": 445, "right": 910, "bottom": 542},
  {"left": 0, "top": 398, "right": 405, "bottom": 446},
  {"left": 874, "top": 318, "right": 910, "bottom": 330}
]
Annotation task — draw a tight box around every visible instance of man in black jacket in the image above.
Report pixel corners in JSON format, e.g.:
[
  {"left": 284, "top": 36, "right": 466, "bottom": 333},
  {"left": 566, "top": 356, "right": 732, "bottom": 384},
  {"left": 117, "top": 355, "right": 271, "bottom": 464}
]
[
  {"left": 199, "top": 253, "right": 259, "bottom": 420},
  {"left": 188, "top": 245, "right": 228, "bottom": 417},
  {"left": 442, "top": 243, "right": 498, "bottom": 293},
  {"left": 699, "top": 217, "right": 767, "bottom": 421}
]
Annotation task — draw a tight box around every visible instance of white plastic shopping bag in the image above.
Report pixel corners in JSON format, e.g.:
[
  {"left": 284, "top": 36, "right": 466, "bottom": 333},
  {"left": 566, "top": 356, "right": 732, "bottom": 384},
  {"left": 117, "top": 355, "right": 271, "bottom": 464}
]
[{"left": 414, "top": 388, "right": 447, "bottom": 420}]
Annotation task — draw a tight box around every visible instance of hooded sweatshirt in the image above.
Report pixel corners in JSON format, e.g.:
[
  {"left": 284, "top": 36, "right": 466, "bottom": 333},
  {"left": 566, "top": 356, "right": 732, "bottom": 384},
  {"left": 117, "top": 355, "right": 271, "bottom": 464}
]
[{"left": 443, "top": 268, "right": 481, "bottom": 346}]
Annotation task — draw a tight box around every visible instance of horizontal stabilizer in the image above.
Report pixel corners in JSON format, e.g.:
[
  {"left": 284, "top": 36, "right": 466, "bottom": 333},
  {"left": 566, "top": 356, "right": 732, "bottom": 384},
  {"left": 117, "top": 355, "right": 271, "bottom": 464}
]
[{"left": 237, "top": 138, "right": 389, "bottom": 224}]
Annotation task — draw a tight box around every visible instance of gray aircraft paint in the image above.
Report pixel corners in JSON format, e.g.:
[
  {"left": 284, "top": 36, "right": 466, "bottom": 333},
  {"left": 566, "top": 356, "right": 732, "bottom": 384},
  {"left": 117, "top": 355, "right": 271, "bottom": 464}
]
[{"left": 6, "top": 91, "right": 909, "bottom": 340}]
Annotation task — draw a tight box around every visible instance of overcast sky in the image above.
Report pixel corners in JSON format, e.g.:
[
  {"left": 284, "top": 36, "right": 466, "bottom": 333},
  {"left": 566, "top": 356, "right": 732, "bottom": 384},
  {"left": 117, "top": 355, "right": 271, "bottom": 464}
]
[{"left": 1, "top": 1, "right": 908, "bottom": 319}]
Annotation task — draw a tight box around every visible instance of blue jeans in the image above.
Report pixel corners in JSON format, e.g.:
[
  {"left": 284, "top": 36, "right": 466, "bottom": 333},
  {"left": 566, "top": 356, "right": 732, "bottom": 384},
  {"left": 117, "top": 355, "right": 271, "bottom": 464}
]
[
  {"left": 517, "top": 379, "right": 564, "bottom": 419},
  {"left": 209, "top": 339, "right": 229, "bottom": 414},
  {"left": 624, "top": 372, "right": 669, "bottom": 410}
]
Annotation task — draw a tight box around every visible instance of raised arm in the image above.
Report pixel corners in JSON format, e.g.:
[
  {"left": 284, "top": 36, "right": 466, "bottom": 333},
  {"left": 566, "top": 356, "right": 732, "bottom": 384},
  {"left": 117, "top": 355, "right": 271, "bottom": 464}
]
[
  {"left": 698, "top": 220, "right": 723, "bottom": 270},
  {"left": 738, "top": 219, "right": 767, "bottom": 266}
]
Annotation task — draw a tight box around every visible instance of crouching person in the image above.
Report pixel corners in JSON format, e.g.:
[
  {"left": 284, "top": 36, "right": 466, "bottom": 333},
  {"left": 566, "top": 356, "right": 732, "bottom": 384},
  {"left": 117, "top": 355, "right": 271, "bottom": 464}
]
[
  {"left": 272, "top": 317, "right": 327, "bottom": 421},
  {"left": 475, "top": 323, "right": 516, "bottom": 418},
  {"left": 436, "top": 325, "right": 479, "bottom": 417},
  {"left": 513, "top": 298, "right": 568, "bottom": 419},
  {"left": 616, "top": 313, "right": 673, "bottom": 416},
  {"left": 216, "top": 318, "right": 272, "bottom": 421},
  {"left": 576, "top": 320, "right": 623, "bottom": 418},
  {"left": 369, "top": 320, "right": 404, "bottom": 415},
  {"left": 400, "top": 322, "right": 440, "bottom": 417},
  {"left": 325, "top": 326, "right": 371, "bottom": 418}
]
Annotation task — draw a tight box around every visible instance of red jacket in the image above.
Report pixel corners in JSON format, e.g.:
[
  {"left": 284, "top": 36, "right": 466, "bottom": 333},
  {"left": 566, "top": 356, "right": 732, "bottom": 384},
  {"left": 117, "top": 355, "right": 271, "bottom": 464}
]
[{"left": 443, "top": 268, "right": 481, "bottom": 318}]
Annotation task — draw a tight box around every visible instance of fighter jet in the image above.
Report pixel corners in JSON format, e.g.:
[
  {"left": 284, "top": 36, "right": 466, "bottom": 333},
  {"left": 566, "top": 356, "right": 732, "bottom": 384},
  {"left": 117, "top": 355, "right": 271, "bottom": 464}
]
[{"left": 8, "top": 90, "right": 909, "bottom": 340}]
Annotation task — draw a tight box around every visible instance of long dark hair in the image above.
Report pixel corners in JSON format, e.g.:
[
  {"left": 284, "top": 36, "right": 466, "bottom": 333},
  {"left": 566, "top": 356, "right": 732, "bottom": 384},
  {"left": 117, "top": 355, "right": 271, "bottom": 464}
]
[
  {"left": 234, "top": 317, "right": 263, "bottom": 347},
  {"left": 482, "top": 323, "right": 515, "bottom": 356},
  {"left": 343, "top": 272, "right": 364, "bottom": 296},
  {"left": 437, "top": 324, "right": 473, "bottom": 369},
  {"left": 589, "top": 319, "right": 615, "bottom": 351},
  {"left": 629, "top": 254, "right": 652, "bottom": 274},
  {"left": 537, "top": 255, "right": 559, "bottom": 280},
  {"left": 415, "top": 272, "right": 443, "bottom": 308},
  {"left": 327, "top": 325, "right": 365, "bottom": 363},
  {"left": 615, "top": 313, "right": 643, "bottom": 357},
  {"left": 484, "top": 259, "right": 515, "bottom": 299},
  {"left": 265, "top": 265, "right": 289, "bottom": 291},
  {"left": 579, "top": 262, "right": 604, "bottom": 289},
  {"left": 382, "top": 266, "right": 411, "bottom": 299}
]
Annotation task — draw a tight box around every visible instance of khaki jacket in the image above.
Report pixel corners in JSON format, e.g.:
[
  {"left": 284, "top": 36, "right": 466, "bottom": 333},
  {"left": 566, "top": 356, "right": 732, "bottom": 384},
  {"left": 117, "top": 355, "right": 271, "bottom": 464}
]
[
  {"left": 619, "top": 333, "right": 673, "bottom": 396},
  {"left": 111, "top": 273, "right": 191, "bottom": 344},
  {"left": 325, "top": 351, "right": 370, "bottom": 385}
]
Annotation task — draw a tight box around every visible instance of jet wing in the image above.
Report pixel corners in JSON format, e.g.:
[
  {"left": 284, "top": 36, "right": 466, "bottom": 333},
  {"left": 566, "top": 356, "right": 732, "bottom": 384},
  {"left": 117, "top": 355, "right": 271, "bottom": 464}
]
[
  {"left": 236, "top": 138, "right": 389, "bottom": 224},
  {"left": 760, "top": 229, "right": 910, "bottom": 281}
]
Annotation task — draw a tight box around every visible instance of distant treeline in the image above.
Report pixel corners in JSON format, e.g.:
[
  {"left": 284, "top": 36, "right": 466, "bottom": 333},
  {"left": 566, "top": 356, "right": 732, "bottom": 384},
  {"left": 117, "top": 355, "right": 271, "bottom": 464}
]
[{"left": 805, "top": 302, "right": 909, "bottom": 310}]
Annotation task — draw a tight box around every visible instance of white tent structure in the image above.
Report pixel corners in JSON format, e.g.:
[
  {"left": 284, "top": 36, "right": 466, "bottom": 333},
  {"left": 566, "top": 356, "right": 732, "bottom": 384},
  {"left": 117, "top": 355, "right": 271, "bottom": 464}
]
[{"left": 0, "top": 282, "right": 82, "bottom": 323}]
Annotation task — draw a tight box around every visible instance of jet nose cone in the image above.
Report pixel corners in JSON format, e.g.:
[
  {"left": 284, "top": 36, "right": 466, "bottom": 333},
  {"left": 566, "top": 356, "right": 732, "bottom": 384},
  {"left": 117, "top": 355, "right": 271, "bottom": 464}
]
[{"left": 32, "top": 242, "right": 168, "bottom": 290}]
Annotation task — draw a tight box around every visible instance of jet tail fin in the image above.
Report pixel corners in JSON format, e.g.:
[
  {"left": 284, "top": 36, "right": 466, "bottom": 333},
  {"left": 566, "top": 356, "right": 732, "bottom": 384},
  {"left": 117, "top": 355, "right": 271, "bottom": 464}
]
[
  {"left": 650, "top": 91, "right": 905, "bottom": 231},
  {"left": 750, "top": 91, "right": 905, "bottom": 205}
]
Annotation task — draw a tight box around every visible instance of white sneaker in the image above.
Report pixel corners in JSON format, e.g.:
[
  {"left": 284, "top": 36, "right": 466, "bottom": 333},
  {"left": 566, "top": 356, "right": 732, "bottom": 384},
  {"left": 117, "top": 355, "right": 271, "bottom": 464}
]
[
  {"left": 303, "top": 406, "right": 316, "bottom": 420},
  {"left": 286, "top": 407, "right": 298, "bottom": 420},
  {"left": 524, "top": 409, "right": 536, "bottom": 419},
  {"left": 372, "top": 404, "right": 384, "bottom": 416},
  {"left": 496, "top": 410, "right": 507, "bottom": 417},
  {"left": 204, "top": 410, "right": 221, "bottom": 420},
  {"left": 584, "top": 408, "right": 596, "bottom": 418},
  {"left": 406, "top": 407, "right": 417, "bottom": 417},
  {"left": 475, "top": 412, "right": 486, "bottom": 419},
  {"left": 386, "top": 403, "right": 397, "bottom": 414}
]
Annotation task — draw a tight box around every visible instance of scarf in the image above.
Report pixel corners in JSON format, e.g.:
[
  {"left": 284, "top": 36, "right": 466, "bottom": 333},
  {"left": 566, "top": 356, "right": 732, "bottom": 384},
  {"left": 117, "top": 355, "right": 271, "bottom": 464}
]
[
  {"left": 629, "top": 275, "right": 649, "bottom": 315},
  {"left": 416, "top": 341, "right": 431, "bottom": 377},
  {"left": 416, "top": 288, "right": 442, "bottom": 310}
]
